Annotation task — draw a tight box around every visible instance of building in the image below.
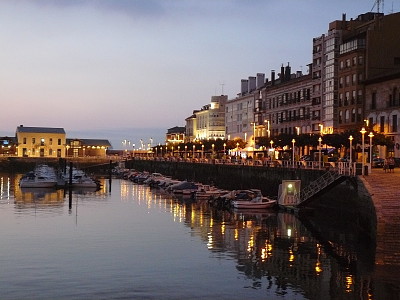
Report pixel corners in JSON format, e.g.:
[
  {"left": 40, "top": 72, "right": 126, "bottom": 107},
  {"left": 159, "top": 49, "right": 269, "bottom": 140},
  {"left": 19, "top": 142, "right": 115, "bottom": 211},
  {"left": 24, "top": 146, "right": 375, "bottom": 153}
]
[
  {"left": 259, "top": 65, "right": 315, "bottom": 137},
  {"left": 66, "top": 139, "right": 112, "bottom": 157},
  {"left": 365, "top": 71, "right": 400, "bottom": 157},
  {"left": 185, "top": 111, "right": 199, "bottom": 142},
  {"left": 0, "top": 136, "right": 17, "bottom": 156},
  {"left": 166, "top": 126, "right": 186, "bottom": 145},
  {"left": 226, "top": 75, "right": 263, "bottom": 143},
  {"left": 337, "top": 12, "right": 400, "bottom": 132},
  {"left": 15, "top": 125, "right": 66, "bottom": 158},
  {"left": 194, "top": 95, "right": 227, "bottom": 141}
]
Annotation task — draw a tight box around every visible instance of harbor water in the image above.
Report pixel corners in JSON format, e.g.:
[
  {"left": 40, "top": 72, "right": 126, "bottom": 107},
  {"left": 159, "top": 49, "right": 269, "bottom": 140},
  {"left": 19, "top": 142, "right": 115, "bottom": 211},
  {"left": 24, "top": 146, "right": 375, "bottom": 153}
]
[{"left": 0, "top": 173, "right": 396, "bottom": 299}]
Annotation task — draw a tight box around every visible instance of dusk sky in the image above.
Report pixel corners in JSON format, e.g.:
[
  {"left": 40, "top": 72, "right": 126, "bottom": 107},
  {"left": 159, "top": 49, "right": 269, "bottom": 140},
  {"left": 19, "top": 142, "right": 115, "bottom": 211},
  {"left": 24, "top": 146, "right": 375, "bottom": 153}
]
[{"left": 0, "top": 0, "right": 393, "bottom": 148}]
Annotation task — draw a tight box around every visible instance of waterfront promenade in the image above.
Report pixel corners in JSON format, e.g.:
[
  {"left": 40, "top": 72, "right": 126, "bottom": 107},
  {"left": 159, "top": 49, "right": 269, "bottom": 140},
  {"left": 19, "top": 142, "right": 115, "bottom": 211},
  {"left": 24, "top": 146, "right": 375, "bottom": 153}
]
[{"left": 361, "top": 168, "right": 400, "bottom": 281}]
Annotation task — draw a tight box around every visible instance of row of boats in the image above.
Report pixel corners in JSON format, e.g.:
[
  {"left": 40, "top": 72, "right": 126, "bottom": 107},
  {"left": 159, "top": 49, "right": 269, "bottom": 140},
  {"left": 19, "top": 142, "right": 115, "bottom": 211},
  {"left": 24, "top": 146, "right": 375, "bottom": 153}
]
[
  {"left": 19, "top": 164, "right": 100, "bottom": 189},
  {"left": 121, "top": 170, "right": 277, "bottom": 210}
]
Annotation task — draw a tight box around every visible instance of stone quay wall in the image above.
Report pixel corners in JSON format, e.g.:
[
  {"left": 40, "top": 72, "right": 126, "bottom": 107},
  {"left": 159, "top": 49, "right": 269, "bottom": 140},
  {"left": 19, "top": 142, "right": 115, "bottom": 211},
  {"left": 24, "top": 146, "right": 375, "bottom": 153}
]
[{"left": 126, "top": 159, "right": 327, "bottom": 198}]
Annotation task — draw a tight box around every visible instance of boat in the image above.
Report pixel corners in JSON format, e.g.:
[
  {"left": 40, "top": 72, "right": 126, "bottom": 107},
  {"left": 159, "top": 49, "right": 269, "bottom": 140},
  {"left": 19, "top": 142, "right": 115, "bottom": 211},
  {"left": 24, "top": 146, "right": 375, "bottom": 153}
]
[
  {"left": 195, "top": 185, "right": 227, "bottom": 199},
  {"left": 231, "top": 189, "right": 277, "bottom": 209},
  {"left": 232, "top": 198, "right": 277, "bottom": 209},
  {"left": 64, "top": 167, "right": 99, "bottom": 188},
  {"left": 19, "top": 165, "right": 58, "bottom": 188}
]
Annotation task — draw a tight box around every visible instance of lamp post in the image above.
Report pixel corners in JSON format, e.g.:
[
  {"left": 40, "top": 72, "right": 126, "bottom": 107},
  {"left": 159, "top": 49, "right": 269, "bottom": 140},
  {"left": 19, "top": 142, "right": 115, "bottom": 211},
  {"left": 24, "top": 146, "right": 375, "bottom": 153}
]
[
  {"left": 265, "top": 120, "right": 270, "bottom": 138},
  {"left": 185, "top": 145, "right": 187, "bottom": 158},
  {"left": 270, "top": 140, "right": 274, "bottom": 160},
  {"left": 172, "top": 146, "right": 174, "bottom": 157},
  {"left": 318, "top": 137, "right": 322, "bottom": 169},
  {"left": 360, "top": 127, "right": 366, "bottom": 175},
  {"left": 369, "top": 132, "right": 374, "bottom": 171},
  {"left": 236, "top": 142, "right": 239, "bottom": 158},
  {"left": 348, "top": 135, "right": 353, "bottom": 164},
  {"left": 192, "top": 145, "right": 195, "bottom": 158},
  {"left": 292, "top": 139, "right": 296, "bottom": 167},
  {"left": 223, "top": 143, "right": 226, "bottom": 157},
  {"left": 212, "top": 144, "right": 215, "bottom": 158},
  {"left": 201, "top": 144, "right": 204, "bottom": 159}
]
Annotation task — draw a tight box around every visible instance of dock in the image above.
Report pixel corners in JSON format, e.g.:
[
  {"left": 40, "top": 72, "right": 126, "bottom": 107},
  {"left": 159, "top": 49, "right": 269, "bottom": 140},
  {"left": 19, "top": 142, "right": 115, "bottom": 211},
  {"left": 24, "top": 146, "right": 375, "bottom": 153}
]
[{"left": 360, "top": 168, "right": 400, "bottom": 281}]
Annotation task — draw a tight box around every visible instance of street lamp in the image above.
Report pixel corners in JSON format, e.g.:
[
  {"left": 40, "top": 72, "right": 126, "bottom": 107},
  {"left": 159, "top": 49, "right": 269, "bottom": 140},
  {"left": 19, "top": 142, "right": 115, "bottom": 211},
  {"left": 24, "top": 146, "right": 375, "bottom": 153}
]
[
  {"left": 172, "top": 146, "right": 174, "bottom": 157},
  {"left": 192, "top": 145, "right": 195, "bottom": 158},
  {"left": 223, "top": 143, "right": 226, "bottom": 154},
  {"left": 270, "top": 140, "right": 274, "bottom": 160},
  {"left": 369, "top": 132, "right": 374, "bottom": 171},
  {"left": 236, "top": 142, "right": 239, "bottom": 158},
  {"left": 318, "top": 137, "right": 322, "bottom": 169},
  {"left": 292, "top": 139, "right": 296, "bottom": 167},
  {"left": 360, "top": 127, "right": 366, "bottom": 175},
  {"left": 185, "top": 145, "right": 187, "bottom": 158},
  {"left": 212, "top": 144, "right": 215, "bottom": 157},
  {"left": 265, "top": 120, "right": 270, "bottom": 138},
  {"left": 201, "top": 144, "right": 204, "bottom": 158},
  {"left": 348, "top": 135, "right": 353, "bottom": 164}
]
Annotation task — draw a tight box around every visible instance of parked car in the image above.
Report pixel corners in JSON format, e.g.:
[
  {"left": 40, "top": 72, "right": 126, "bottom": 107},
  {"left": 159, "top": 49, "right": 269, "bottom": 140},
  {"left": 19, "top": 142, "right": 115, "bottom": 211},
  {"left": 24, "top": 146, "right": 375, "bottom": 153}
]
[{"left": 372, "top": 158, "right": 384, "bottom": 168}]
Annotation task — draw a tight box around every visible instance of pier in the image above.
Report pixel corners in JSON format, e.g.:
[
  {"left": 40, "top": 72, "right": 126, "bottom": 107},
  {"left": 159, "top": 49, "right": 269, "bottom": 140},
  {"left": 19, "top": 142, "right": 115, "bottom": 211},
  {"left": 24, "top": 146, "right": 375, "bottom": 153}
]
[{"left": 360, "top": 169, "right": 400, "bottom": 281}]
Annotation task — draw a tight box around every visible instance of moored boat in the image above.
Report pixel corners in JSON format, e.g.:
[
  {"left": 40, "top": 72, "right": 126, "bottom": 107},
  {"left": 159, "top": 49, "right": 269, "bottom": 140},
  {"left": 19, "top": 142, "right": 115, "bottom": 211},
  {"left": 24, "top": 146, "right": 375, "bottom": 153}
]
[{"left": 19, "top": 165, "right": 58, "bottom": 188}]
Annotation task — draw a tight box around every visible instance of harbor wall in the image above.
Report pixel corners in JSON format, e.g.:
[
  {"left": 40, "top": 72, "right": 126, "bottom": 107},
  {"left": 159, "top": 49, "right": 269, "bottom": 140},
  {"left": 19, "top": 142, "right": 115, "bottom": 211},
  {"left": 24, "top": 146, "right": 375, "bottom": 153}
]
[{"left": 126, "top": 159, "right": 326, "bottom": 198}]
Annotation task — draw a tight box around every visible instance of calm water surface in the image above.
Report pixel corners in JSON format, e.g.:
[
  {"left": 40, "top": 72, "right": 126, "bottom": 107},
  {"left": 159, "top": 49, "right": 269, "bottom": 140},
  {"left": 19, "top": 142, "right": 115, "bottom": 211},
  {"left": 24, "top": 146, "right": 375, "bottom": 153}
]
[{"left": 0, "top": 173, "right": 393, "bottom": 299}]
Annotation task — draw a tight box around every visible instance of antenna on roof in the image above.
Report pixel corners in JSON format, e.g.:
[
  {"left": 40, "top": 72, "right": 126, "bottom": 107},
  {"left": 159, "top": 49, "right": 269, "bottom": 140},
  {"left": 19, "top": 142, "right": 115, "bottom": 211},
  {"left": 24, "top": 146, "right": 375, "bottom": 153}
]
[
  {"left": 220, "top": 82, "right": 225, "bottom": 95},
  {"left": 371, "top": 0, "right": 384, "bottom": 13}
]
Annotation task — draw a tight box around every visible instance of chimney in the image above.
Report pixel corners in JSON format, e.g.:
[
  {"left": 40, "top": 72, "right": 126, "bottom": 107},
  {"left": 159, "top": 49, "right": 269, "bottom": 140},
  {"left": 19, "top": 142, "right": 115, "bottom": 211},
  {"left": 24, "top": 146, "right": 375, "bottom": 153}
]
[
  {"left": 280, "top": 64, "right": 285, "bottom": 82},
  {"left": 296, "top": 71, "right": 302, "bottom": 78},
  {"left": 248, "top": 76, "right": 256, "bottom": 92},
  {"left": 241, "top": 79, "right": 249, "bottom": 95},
  {"left": 256, "top": 73, "right": 265, "bottom": 89},
  {"left": 285, "top": 63, "right": 291, "bottom": 81},
  {"left": 271, "top": 70, "right": 275, "bottom": 85}
]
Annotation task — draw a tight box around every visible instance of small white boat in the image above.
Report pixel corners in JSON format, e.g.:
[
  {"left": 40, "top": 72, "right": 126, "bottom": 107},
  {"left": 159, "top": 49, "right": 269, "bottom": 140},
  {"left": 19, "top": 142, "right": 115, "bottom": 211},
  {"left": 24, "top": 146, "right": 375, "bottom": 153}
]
[{"left": 231, "top": 189, "right": 277, "bottom": 209}]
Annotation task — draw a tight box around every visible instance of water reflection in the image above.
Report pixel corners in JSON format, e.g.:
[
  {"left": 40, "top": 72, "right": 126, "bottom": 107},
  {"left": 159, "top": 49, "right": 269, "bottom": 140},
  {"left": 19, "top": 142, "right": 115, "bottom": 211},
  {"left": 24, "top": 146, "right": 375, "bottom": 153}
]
[
  {"left": 0, "top": 175, "right": 391, "bottom": 299},
  {"left": 146, "top": 186, "right": 378, "bottom": 299}
]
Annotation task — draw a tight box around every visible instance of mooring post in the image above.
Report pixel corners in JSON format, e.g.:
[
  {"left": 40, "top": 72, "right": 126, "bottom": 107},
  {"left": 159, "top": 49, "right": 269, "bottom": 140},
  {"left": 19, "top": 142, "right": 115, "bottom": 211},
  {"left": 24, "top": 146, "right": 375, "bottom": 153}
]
[
  {"left": 69, "top": 162, "right": 73, "bottom": 187},
  {"left": 109, "top": 160, "right": 112, "bottom": 193}
]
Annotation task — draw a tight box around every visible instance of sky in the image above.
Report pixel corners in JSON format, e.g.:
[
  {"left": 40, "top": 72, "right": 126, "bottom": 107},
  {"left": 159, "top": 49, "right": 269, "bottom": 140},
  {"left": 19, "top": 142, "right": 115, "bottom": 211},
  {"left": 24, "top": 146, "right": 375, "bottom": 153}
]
[{"left": 0, "top": 0, "right": 397, "bottom": 148}]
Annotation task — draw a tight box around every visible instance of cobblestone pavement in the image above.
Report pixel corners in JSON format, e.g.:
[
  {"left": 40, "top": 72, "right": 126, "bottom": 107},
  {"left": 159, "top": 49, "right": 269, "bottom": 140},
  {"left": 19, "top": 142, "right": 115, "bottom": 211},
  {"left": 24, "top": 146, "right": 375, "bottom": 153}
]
[{"left": 361, "top": 168, "right": 400, "bottom": 267}]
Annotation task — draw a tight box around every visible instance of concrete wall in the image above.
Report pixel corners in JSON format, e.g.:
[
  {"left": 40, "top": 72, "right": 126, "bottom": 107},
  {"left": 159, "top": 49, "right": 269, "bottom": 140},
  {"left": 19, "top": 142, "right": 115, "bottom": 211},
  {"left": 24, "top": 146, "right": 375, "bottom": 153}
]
[{"left": 126, "top": 159, "right": 326, "bottom": 198}]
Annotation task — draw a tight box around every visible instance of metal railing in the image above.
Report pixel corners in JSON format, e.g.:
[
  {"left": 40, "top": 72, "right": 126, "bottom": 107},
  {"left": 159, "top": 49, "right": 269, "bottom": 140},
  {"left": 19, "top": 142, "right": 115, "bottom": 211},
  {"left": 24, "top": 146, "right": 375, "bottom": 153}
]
[{"left": 298, "top": 170, "right": 344, "bottom": 204}]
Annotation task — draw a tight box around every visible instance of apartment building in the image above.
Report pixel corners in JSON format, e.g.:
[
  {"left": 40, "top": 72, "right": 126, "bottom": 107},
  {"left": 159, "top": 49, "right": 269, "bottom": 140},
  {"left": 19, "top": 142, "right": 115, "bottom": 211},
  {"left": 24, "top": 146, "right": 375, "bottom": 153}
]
[
  {"left": 337, "top": 12, "right": 400, "bottom": 132},
  {"left": 258, "top": 65, "right": 315, "bottom": 137},
  {"left": 364, "top": 71, "right": 400, "bottom": 157}
]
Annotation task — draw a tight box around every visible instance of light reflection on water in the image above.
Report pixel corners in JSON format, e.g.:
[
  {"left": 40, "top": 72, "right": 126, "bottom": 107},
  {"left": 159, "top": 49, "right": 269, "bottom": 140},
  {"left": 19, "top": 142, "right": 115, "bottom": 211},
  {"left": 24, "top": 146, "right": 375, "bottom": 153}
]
[{"left": 0, "top": 173, "right": 394, "bottom": 299}]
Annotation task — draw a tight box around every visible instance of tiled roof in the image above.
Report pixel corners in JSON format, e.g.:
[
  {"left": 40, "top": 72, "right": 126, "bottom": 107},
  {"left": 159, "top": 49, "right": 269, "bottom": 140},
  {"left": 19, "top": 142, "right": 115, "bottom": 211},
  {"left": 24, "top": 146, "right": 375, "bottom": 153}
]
[{"left": 16, "top": 126, "right": 65, "bottom": 134}]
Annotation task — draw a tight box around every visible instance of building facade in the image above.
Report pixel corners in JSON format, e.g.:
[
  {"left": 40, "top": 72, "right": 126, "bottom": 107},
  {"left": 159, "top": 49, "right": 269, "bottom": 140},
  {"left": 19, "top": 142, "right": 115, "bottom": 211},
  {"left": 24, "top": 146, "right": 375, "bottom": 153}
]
[
  {"left": 66, "top": 139, "right": 111, "bottom": 157},
  {"left": 259, "top": 65, "right": 315, "bottom": 137},
  {"left": 365, "top": 71, "right": 400, "bottom": 157},
  {"left": 337, "top": 12, "right": 400, "bottom": 132},
  {"left": 16, "top": 126, "right": 66, "bottom": 158}
]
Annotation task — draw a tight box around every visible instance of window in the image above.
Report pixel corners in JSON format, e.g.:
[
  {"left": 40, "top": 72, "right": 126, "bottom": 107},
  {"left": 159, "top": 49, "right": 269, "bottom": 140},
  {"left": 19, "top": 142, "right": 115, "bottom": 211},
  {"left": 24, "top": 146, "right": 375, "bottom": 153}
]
[
  {"left": 345, "top": 110, "right": 349, "bottom": 123},
  {"left": 393, "top": 115, "right": 398, "bottom": 132},
  {"left": 351, "top": 109, "right": 356, "bottom": 122},
  {"left": 339, "top": 111, "right": 343, "bottom": 124},
  {"left": 23, "top": 137, "right": 26, "bottom": 144},
  {"left": 32, "top": 138, "right": 36, "bottom": 144},
  {"left": 58, "top": 139, "right": 61, "bottom": 145},
  {"left": 380, "top": 116, "right": 385, "bottom": 132},
  {"left": 371, "top": 92, "right": 377, "bottom": 109},
  {"left": 40, "top": 138, "right": 45, "bottom": 146}
]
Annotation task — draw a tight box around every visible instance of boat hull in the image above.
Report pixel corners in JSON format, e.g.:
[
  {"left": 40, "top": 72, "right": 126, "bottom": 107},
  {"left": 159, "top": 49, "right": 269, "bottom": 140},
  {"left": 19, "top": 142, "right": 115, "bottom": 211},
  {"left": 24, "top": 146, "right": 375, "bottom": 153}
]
[{"left": 232, "top": 200, "right": 276, "bottom": 209}]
